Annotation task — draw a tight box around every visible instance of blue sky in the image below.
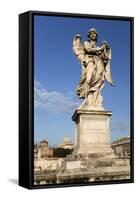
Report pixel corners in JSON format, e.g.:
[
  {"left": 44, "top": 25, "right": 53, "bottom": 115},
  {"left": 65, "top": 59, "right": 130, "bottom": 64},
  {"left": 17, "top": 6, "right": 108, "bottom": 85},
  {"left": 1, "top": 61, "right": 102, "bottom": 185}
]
[{"left": 34, "top": 15, "right": 131, "bottom": 146}]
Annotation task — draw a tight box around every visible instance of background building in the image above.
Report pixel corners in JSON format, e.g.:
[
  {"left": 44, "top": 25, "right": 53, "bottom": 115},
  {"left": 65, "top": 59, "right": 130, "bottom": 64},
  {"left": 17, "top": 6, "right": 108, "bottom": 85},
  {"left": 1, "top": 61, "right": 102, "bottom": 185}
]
[
  {"left": 34, "top": 140, "right": 53, "bottom": 159},
  {"left": 111, "top": 137, "right": 130, "bottom": 157},
  {"left": 57, "top": 136, "right": 74, "bottom": 149}
]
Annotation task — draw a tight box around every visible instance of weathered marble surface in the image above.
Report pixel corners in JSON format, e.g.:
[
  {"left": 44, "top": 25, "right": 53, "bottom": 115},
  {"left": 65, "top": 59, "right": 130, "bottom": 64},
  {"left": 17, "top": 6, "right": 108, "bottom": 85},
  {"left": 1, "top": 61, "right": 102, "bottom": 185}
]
[
  {"left": 34, "top": 164, "right": 130, "bottom": 185},
  {"left": 72, "top": 109, "right": 114, "bottom": 156},
  {"left": 66, "top": 160, "right": 81, "bottom": 170}
]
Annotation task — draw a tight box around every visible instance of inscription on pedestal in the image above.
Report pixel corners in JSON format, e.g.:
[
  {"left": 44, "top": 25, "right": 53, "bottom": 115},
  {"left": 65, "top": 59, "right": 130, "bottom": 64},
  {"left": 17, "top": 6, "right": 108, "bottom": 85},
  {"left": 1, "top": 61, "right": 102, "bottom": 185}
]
[
  {"left": 82, "top": 117, "right": 107, "bottom": 135},
  {"left": 72, "top": 110, "right": 113, "bottom": 154},
  {"left": 85, "top": 128, "right": 105, "bottom": 134}
]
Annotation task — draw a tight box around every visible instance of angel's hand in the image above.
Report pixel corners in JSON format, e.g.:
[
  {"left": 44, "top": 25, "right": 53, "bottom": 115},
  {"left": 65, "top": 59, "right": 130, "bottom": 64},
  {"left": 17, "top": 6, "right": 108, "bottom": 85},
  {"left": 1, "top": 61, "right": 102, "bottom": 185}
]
[{"left": 100, "top": 45, "right": 106, "bottom": 51}]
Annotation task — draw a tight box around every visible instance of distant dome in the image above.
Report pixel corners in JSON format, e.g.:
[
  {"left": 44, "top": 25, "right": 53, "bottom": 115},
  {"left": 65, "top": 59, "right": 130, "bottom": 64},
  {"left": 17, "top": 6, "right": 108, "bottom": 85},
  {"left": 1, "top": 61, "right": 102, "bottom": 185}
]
[
  {"left": 40, "top": 139, "right": 48, "bottom": 144},
  {"left": 57, "top": 136, "right": 74, "bottom": 149},
  {"left": 64, "top": 136, "right": 71, "bottom": 144}
]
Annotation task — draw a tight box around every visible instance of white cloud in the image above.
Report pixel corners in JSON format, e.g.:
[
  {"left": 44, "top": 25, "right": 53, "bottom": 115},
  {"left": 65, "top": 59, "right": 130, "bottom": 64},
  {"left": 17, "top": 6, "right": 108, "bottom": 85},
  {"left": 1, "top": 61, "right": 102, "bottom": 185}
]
[{"left": 34, "top": 80, "right": 80, "bottom": 114}]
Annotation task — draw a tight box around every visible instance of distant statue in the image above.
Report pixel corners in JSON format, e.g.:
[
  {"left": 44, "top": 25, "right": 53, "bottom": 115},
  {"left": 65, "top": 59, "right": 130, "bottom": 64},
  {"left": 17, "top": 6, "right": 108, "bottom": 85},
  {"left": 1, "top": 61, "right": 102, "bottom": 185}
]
[{"left": 72, "top": 28, "right": 114, "bottom": 110}]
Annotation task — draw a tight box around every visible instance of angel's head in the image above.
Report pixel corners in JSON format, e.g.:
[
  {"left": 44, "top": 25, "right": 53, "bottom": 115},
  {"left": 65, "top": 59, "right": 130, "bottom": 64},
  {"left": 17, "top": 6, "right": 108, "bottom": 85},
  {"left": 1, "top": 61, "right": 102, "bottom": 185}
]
[{"left": 88, "top": 28, "right": 98, "bottom": 41}]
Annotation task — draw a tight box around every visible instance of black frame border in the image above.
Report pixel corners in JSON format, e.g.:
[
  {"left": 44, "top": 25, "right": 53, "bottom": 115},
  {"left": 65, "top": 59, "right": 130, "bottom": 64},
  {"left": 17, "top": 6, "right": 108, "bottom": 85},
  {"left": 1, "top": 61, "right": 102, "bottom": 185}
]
[{"left": 19, "top": 10, "right": 134, "bottom": 189}]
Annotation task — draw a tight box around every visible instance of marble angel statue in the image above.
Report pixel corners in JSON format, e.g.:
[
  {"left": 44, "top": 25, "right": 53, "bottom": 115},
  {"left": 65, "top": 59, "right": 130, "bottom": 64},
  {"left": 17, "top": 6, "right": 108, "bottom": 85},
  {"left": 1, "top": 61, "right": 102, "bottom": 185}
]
[{"left": 72, "top": 28, "right": 114, "bottom": 110}]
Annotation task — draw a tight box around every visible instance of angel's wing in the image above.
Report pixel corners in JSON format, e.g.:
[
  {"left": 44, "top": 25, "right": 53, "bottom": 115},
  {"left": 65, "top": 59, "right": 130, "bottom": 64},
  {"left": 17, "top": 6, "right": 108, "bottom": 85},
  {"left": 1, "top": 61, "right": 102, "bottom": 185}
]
[
  {"left": 104, "top": 62, "right": 115, "bottom": 86},
  {"left": 72, "top": 35, "right": 87, "bottom": 76},
  {"left": 108, "top": 48, "right": 112, "bottom": 60},
  {"left": 72, "top": 34, "right": 85, "bottom": 63}
]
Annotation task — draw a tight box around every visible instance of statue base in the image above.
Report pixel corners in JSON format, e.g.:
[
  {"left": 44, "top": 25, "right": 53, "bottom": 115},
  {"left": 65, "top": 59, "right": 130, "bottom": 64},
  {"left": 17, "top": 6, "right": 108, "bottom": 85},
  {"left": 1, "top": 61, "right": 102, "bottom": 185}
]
[{"left": 72, "top": 109, "right": 114, "bottom": 157}]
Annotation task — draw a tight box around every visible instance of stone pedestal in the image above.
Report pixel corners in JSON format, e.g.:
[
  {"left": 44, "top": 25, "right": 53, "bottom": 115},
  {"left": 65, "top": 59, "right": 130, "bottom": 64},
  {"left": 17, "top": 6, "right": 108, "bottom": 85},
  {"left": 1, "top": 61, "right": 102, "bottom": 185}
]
[{"left": 72, "top": 109, "right": 114, "bottom": 156}]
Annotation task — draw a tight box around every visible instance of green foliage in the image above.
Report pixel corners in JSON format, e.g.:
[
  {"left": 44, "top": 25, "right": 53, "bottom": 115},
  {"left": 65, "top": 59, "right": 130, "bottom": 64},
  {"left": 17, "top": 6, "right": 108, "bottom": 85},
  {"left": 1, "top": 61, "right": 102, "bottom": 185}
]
[{"left": 53, "top": 148, "right": 73, "bottom": 158}]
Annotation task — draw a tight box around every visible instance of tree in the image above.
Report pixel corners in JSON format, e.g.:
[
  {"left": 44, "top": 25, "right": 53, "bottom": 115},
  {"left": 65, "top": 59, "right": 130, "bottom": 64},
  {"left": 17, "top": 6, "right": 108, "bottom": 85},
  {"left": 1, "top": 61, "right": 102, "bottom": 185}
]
[{"left": 53, "top": 148, "right": 73, "bottom": 158}]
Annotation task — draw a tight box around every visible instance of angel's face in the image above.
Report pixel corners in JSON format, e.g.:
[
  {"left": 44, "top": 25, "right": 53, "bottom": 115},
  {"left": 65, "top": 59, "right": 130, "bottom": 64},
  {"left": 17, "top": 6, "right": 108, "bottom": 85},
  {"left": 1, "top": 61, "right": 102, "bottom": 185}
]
[{"left": 89, "top": 33, "right": 97, "bottom": 40}]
